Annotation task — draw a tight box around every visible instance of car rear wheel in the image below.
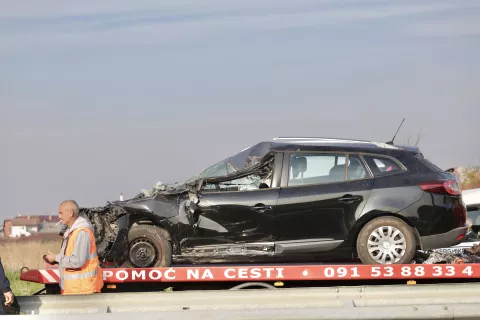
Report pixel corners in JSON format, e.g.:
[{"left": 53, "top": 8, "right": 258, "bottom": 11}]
[
  {"left": 356, "top": 216, "right": 416, "bottom": 264},
  {"left": 124, "top": 225, "right": 172, "bottom": 268}
]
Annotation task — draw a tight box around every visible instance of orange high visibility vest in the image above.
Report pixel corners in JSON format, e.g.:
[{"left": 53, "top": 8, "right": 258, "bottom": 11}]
[{"left": 61, "top": 227, "right": 104, "bottom": 295}]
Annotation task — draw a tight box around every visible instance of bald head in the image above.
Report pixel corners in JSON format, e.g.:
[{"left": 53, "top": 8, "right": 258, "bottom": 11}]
[
  {"left": 60, "top": 200, "right": 79, "bottom": 215},
  {"left": 59, "top": 200, "right": 80, "bottom": 227}
]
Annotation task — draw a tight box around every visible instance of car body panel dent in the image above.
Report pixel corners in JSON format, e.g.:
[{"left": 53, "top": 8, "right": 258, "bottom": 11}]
[
  {"left": 185, "top": 188, "right": 279, "bottom": 248},
  {"left": 104, "top": 214, "right": 130, "bottom": 263}
]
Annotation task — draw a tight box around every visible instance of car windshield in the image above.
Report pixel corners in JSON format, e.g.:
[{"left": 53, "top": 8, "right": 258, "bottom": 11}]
[{"left": 185, "top": 142, "right": 273, "bottom": 183}]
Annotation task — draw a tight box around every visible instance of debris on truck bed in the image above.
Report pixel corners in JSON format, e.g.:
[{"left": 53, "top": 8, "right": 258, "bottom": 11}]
[{"left": 414, "top": 244, "right": 480, "bottom": 264}]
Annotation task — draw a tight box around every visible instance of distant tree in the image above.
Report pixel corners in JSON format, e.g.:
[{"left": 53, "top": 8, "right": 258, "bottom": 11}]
[
  {"left": 404, "top": 129, "right": 422, "bottom": 147},
  {"left": 414, "top": 129, "right": 422, "bottom": 147},
  {"left": 460, "top": 166, "right": 480, "bottom": 190}
]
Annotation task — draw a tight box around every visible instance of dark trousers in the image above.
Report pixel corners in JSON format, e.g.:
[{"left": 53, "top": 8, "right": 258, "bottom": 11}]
[{"left": 0, "top": 297, "right": 20, "bottom": 315}]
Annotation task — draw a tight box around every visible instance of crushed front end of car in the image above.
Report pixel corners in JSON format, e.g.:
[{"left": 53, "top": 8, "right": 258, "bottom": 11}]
[
  {"left": 72, "top": 181, "right": 198, "bottom": 266},
  {"left": 66, "top": 141, "right": 276, "bottom": 267}
]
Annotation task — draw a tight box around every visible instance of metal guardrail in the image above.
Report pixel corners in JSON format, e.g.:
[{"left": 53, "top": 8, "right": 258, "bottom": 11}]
[
  {"left": 2, "top": 305, "right": 480, "bottom": 320},
  {"left": 10, "top": 282, "right": 480, "bottom": 317}
]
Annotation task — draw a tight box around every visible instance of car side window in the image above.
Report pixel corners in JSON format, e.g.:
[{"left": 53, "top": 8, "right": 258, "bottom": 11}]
[
  {"left": 201, "top": 159, "right": 274, "bottom": 194},
  {"left": 346, "top": 155, "right": 368, "bottom": 181},
  {"left": 362, "top": 155, "right": 404, "bottom": 176},
  {"left": 202, "top": 174, "right": 273, "bottom": 193},
  {"left": 288, "top": 153, "right": 348, "bottom": 186}
]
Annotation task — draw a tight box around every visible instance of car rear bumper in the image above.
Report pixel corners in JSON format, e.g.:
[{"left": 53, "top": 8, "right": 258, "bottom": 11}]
[{"left": 420, "top": 224, "right": 469, "bottom": 250}]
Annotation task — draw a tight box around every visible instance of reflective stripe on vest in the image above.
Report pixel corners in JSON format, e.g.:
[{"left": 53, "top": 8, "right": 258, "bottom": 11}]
[
  {"left": 62, "top": 227, "right": 104, "bottom": 295},
  {"left": 63, "top": 269, "right": 98, "bottom": 280}
]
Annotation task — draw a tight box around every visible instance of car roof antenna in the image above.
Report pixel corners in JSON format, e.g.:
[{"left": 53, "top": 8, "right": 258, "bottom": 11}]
[{"left": 386, "top": 117, "right": 405, "bottom": 145}]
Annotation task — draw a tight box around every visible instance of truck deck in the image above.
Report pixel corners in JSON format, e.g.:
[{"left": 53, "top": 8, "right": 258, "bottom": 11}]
[{"left": 20, "top": 262, "right": 480, "bottom": 294}]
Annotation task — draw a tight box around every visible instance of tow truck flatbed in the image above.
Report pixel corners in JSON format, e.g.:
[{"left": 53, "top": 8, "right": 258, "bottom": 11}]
[{"left": 20, "top": 262, "right": 480, "bottom": 294}]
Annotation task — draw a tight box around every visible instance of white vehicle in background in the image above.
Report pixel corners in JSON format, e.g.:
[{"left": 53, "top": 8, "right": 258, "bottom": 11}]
[
  {"left": 432, "top": 188, "right": 480, "bottom": 254},
  {"left": 463, "top": 188, "right": 480, "bottom": 215}
]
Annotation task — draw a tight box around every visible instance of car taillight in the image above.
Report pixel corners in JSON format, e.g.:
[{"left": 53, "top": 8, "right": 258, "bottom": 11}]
[{"left": 418, "top": 180, "right": 462, "bottom": 196}]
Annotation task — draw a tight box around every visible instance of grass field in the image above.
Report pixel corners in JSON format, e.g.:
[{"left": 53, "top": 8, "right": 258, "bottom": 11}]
[
  {"left": 5, "top": 270, "right": 44, "bottom": 296},
  {"left": 1, "top": 239, "right": 62, "bottom": 296}
]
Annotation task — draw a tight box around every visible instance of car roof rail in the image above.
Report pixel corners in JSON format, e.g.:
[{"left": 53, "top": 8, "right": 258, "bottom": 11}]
[
  {"left": 272, "top": 137, "right": 402, "bottom": 149},
  {"left": 272, "top": 136, "right": 372, "bottom": 143}
]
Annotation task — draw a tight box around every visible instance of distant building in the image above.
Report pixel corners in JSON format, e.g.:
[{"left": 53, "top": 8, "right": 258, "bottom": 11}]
[
  {"left": 2, "top": 215, "right": 61, "bottom": 238},
  {"left": 9, "top": 218, "right": 41, "bottom": 237},
  {"left": 2, "top": 220, "right": 10, "bottom": 237}
]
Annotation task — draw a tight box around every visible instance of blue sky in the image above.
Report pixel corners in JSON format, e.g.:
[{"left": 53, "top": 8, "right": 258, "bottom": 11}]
[{"left": 1, "top": 0, "right": 479, "bottom": 218}]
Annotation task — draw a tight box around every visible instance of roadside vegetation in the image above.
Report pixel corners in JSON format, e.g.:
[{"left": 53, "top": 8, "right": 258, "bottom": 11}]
[
  {"left": 1, "top": 239, "right": 62, "bottom": 296},
  {"left": 5, "top": 270, "right": 44, "bottom": 296},
  {"left": 459, "top": 167, "right": 480, "bottom": 190}
]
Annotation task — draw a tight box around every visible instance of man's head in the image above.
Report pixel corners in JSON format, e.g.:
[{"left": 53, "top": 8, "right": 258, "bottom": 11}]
[{"left": 59, "top": 200, "right": 80, "bottom": 227}]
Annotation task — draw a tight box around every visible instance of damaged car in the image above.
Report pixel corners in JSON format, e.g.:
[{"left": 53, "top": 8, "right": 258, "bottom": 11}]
[{"left": 76, "top": 137, "right": 468, "bottom": 267}]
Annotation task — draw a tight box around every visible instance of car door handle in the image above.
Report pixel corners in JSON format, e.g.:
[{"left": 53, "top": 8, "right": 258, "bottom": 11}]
[
  {"left": 252, "top": 204, "right": 272, "bottom": 212},
  {"left": 338, "top": 195, "right": 361, "bottom": 204}
]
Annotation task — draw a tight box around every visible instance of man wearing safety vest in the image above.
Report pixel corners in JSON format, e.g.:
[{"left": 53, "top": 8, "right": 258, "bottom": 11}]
[{"left": 44, "top": 200, "right": 104, "bottom": 295}]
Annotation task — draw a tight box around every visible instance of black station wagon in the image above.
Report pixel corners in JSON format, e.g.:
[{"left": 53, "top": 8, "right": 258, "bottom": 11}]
[{"left": 80, "top": 137, "right": 468, "bottom": 266}]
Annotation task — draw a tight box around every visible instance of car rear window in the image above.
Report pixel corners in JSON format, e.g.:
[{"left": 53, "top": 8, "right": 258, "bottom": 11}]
[{"left": 362, "top": 155, "right": 404, "bottom": 176}]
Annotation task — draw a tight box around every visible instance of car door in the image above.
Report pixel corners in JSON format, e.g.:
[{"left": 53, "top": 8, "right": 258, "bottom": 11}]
[
  {"left": 274, "top": 152, "right": 374, "bottom": 254},
  {"left": 182, "top": 159, "right": 282, "bottom": 254}
]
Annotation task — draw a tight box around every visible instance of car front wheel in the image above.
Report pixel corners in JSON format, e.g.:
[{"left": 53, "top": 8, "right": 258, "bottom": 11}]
[
  {"left": 356, "top": 216, "right": 416, "bottom": 264},
  {"left": 123, "top": 225, "right": 172, "bottom": 268}
]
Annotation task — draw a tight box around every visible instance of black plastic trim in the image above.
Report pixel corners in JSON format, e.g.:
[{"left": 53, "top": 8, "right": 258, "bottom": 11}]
[{"left": 275, "top": 239, "right": 343, "bottom": 254}]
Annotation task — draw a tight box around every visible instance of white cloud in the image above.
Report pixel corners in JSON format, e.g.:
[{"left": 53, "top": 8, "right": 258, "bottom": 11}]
[
  {"left": 404, "top": 15, "right": 480, "bottom": 37},
  {"left": 0, "top": 2, "right": 475, "bottom": 54},
  {"left": 0, "top": 0, "right": 333, "bottom": 18}
]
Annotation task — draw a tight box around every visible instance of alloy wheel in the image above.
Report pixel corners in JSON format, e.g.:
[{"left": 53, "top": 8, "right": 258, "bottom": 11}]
[{"left": 366, "top": 226, "right": 407, "bottom": 264}]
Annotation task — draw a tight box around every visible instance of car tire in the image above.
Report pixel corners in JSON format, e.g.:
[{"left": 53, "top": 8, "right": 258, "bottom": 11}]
[
  {"left": 356, "top": 216, "right": 416, "bottom": 264},
  {"left": 124, "top": 225, "right": 172, "bottom": 268}
]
